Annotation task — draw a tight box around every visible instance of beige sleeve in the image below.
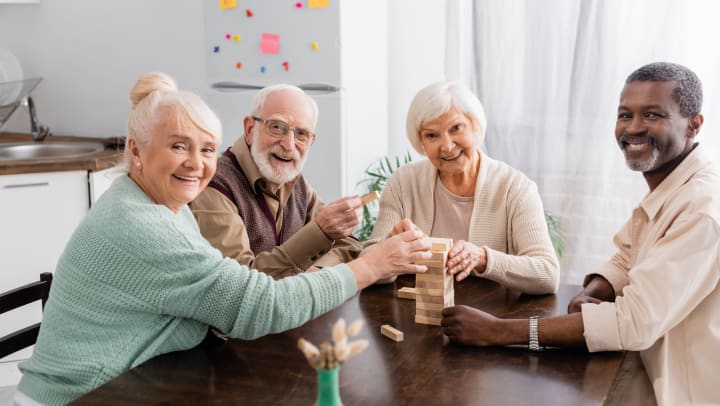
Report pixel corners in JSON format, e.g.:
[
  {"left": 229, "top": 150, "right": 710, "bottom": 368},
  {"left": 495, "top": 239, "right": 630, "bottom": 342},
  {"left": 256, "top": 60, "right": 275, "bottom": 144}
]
[
  {"left": 303, "top": 180, "right": 362, "bottom": 267},
  {"left": 584, "top": 213, "right": 720, "bottom": 352},
  {"left": 364, "top": 170, "right": 406, "bottom": 250},
  {"left": 478, "top": 178, "right": 560, "bottom": 294}
]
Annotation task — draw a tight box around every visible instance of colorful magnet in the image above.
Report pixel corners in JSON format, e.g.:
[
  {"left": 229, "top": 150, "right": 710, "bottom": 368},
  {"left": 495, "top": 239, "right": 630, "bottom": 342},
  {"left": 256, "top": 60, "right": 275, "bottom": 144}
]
[
  {"left": 236, "top": 62, "right": 243, "bottom": 69},
  {"left": 225, "top": 33, "right": 231, "bottom": 40},
  {"left": 246, "top": 9, "right": 254, "bottom": 17},
  {"left": 282, "top": 61, "right": 289, "bottom": 71},
  {"left": 218, "top": 0, "right": 237, "bottom": 10},
  {"left": 260, "top": 33, "right": 280, "bottom": 54},
  {"left": 295, "top": 2, "right": 303, "bottom": 8},
  {"left": 261, "top": 66, "right": 267, "bottom": 73},
  {"left": 311, "top": 41, "right": 319, "bottom": 51},
  {"left": 213, "top": 46, "right": 220, "bottom": 53},
  {"left": 308, "top": 0, "right": 329, "bottom": 8},
  {"left": 232, "top": 35, "right": 241, "bottom": 42}
]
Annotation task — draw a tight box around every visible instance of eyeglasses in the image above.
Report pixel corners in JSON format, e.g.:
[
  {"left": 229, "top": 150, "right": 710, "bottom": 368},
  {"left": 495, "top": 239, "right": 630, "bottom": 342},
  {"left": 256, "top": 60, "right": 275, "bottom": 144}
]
[{"left": 252, "top": 116, "right": 315, "bottom": 147}]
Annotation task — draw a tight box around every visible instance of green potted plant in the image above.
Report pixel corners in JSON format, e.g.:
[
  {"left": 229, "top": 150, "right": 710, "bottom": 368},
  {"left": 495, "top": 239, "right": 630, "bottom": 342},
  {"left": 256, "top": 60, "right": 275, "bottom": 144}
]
[{"left": 355, "top": 153, "right": 566, "bottom": 259}]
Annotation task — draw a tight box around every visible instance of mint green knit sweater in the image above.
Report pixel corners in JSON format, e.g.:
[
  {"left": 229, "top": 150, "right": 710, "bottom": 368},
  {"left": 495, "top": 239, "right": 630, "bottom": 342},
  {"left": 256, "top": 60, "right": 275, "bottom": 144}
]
[{"left": 17, "top": 175, "right": 357, "bottom": 405}]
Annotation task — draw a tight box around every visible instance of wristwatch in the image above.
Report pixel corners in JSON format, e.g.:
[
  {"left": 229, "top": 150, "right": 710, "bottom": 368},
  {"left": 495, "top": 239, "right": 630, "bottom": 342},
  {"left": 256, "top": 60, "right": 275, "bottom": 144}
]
[{"left": 529, "top": 316, "right": 543, "bottom": 352}]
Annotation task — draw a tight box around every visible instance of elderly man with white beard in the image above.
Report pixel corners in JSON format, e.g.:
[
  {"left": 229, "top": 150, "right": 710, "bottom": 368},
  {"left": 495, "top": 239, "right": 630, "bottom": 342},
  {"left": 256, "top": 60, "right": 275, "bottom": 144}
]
[{"left": 191, "top": 84, "right": 362, "bottom": 278}]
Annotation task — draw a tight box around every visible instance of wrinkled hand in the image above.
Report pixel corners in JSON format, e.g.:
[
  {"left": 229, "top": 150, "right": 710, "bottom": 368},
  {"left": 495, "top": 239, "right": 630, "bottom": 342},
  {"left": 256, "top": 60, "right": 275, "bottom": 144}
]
[
  {"left": 441, "top": 305, "right": 503, "bottom": 347},
  {"left": 315, "top": 196, "right": 362, "bottom": 240},
  {"left": 567, "top": 293, "right": 603, "bottom": 313},
  {"left": 446, "top": 240, "right": 487, "bottom": 282},
  {"left": 360, "top": 230, "right": 432, "bottom": 280},
  {"left": 388, "top": 218, "right": 425, "bottom": 238}
]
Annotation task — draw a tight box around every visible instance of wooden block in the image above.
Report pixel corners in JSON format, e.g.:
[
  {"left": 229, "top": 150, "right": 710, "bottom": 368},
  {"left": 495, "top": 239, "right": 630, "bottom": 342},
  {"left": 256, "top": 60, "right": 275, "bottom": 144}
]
[
  {"left": 357, "top": 191, "right": 380, "bottom": 208},
  {"left": 415, "top": 273, "right": 444, "bottom": 283},
  {"left": 415, "top": 314, "right": 442, "bottom": 326},
  {"left": 417, "top": 294, "right": 444, "bottom": 304},
  {"left": 414, "top": 287, "right": 443, "bottom": 297},
  {"left": 415, "top": 301, "right": 444, "bottom": 311},
  {"left": 396, "top": 287, "right": 417, "bottom": 300},
  {"left": 429, "top": 237, "right": 453, "bottom": 252},
  {"left": 430, "top": 251, "right": 448, "bottom": 261},
  {"left": 416, "top": 308, "right": 443, "bottom": 318},
  {"left": 380, "top": 324, "right": 404, "bottom": 342},
  {"left": 414, "top": 259, "right": 446, "bottom": 269},
  {"left": 416, "top": 280, "right": 443, "bottom": 290}
]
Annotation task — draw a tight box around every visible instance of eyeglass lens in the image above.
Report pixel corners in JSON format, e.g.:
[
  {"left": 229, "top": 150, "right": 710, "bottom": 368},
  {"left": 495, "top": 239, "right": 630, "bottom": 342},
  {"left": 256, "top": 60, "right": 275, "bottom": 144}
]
[{"left": 265, "top": 120, "right": 313, "bottom": 145}]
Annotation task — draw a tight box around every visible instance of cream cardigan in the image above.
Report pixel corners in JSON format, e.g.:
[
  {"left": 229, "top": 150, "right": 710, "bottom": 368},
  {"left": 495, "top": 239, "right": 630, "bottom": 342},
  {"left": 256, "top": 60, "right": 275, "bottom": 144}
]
[{"left": 366, "top": 154, "right": 559, "bottom": 294}]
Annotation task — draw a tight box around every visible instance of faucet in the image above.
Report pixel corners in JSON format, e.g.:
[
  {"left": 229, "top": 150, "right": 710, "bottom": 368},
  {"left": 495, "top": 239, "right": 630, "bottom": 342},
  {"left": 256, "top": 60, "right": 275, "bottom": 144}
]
[{"left": 22, "top": 96, "right": 50, "bottom": 141}]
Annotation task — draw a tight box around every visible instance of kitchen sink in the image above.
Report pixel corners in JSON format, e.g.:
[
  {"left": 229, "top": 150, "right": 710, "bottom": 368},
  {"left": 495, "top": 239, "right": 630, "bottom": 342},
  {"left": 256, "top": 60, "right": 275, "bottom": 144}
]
[{"left": 0, "top": 141, "right": 105, "bottom": 161}]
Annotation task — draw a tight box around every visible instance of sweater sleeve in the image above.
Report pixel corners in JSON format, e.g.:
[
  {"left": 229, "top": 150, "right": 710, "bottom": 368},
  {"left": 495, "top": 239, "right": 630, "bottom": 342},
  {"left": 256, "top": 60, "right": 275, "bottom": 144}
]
[
  {"left": 479, "top": 176, "right": 560, "bottom": 294},
  {"left": 113, "top": 206, "right": 358, "bottom": 340},
  {"left": 365, "top": 168, "right": 406, "bottom": 249}
]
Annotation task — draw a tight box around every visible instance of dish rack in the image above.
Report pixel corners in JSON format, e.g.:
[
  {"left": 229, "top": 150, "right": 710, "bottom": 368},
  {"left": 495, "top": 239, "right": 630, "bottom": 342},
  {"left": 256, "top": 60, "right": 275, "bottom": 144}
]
[{"left": 0, "top": 77, "right": 50, "bottom": 140}]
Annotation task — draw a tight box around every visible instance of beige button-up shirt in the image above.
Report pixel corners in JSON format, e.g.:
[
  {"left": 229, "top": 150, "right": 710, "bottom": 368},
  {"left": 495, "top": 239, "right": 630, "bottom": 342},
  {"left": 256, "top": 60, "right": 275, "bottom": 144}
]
[
  {"left": 190, "top": 137, "right": 361, "bottom": 278},
  {"left": 581, "top": 146, "right": 720, "bottom": 405}
]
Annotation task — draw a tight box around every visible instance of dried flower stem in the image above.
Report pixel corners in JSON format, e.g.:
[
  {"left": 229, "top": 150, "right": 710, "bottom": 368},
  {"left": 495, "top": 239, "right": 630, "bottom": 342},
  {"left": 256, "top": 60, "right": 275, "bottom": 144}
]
[{"left": 298, "top": 318, "right": 369, "bottom": 370}]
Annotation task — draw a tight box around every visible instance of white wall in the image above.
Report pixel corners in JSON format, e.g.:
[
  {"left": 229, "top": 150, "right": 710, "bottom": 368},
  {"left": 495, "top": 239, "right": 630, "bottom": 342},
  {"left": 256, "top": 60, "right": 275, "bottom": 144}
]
[
  {"left": 0, "top": 1, "right": 205, "bottom": 138},
  {"left": 0, "top": 0, "right": 445, "bottom": 167},
  {"left": 341, "top": 0, "right": 388, "bottom": 194},
  {"left": 386, "top": 0, "right": 446, "bottom": 159}
]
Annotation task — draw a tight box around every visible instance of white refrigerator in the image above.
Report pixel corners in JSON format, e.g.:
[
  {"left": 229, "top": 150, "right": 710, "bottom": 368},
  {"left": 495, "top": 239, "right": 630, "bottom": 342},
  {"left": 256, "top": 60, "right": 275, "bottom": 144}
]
[{"left": 203, "top": 0, "right": 384, "bottom": 202}]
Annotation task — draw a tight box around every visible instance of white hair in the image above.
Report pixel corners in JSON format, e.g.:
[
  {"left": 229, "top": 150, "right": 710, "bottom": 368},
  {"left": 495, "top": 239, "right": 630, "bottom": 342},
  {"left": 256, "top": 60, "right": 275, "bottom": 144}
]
[
  {"left": 250, "top": 84, "right": 319, "bottom": 129},
  {"left": 125, "top": 72, "right": 222, "bottom": 168},
  {"left": 406, "top": 81, "right": 487, "bottom": 155}
]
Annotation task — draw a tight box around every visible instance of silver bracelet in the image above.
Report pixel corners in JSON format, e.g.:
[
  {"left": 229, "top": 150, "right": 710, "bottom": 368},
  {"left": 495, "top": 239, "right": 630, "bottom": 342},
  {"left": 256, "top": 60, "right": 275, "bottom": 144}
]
[{"left": 529, "top": 315, "right": 543, "bottom": 352}]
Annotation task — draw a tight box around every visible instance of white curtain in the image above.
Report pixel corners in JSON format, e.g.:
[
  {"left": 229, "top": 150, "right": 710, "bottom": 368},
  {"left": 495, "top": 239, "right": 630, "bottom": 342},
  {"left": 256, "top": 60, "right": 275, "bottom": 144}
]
[{"left": 446, "top": 0, "right": 720, "bottom": 284}]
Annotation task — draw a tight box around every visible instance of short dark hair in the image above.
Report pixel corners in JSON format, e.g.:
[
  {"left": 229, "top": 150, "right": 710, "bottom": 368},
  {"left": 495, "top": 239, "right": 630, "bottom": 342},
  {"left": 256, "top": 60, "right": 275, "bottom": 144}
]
[{"left": 625, "top": 62, "right": 702, "bottom": 117}]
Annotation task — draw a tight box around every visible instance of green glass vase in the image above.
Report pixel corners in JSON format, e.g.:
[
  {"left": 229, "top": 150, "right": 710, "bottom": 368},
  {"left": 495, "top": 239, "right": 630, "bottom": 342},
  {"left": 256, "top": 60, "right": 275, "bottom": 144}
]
[{"left": 315, "top": 366, "right": 343, "bottom": 406}]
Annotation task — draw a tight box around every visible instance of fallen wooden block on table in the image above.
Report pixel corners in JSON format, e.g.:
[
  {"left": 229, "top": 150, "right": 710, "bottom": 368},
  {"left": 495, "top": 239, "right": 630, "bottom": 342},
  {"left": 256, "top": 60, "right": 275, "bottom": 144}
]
[
  {"left": 381, "top": 324, "right": 404, "bottom": 342},
  {"left": 396, "top": 287, "right": 417, "bottom": 300}
]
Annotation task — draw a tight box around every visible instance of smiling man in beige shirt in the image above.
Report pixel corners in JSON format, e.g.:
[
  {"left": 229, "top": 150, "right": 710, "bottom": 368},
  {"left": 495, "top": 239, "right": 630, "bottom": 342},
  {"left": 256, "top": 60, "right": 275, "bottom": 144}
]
[{"left": 440, "top": 62, "right": 720, "bottom": 405}]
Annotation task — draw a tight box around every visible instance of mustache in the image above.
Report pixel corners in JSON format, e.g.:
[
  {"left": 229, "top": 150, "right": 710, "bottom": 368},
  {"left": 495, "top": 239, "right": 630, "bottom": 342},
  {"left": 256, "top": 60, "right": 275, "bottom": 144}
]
[
  {"left": 269, "top": 146, "right": 301, "bottom": 161},
  {"left": 618, "top": 134, "right": 655, "bottom": 146}
]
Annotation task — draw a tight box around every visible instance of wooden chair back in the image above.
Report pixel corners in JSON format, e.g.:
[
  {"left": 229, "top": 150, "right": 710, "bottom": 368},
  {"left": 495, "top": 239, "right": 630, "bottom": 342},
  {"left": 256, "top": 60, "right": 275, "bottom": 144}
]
[{"left": 0, "top": 272, "right": 53, "bottom": 359}]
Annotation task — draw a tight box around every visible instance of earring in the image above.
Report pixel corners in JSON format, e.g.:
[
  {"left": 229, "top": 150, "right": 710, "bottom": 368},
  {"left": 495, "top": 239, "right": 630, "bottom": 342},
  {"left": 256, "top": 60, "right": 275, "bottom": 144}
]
[{"left": 136, "top": 162, "right": 141, "bottom": 168}]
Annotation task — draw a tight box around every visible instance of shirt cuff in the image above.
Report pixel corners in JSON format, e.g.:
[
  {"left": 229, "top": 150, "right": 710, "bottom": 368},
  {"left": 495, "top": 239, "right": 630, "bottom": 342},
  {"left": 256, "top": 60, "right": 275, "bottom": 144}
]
[
  {"left": 282, "top": 221, "right": 335, "bottom": 270},
  {"left": 584, "top": 261, "right": 630, "bottom": 295},
  {"left": 582, "top": 301, "right": 623, "bottom": 352}
]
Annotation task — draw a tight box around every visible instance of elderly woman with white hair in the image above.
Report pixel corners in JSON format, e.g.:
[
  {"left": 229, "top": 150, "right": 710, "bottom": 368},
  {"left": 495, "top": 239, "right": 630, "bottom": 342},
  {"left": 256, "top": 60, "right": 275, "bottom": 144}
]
[{"left": 366, "top": 81, "right": 559, "bottom": 294}]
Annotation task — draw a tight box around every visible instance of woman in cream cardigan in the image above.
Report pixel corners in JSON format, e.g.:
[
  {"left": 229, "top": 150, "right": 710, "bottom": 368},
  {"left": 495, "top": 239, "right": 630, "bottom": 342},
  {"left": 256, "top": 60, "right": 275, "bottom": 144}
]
[{"left": 366, "top": 81, "right": 559, "bottom": 294}]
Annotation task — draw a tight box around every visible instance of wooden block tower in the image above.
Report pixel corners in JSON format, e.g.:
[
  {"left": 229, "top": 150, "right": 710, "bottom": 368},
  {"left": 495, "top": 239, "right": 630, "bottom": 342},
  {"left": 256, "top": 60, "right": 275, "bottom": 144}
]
[{"left": 414, "top": 237, "right": 454, "bottom": 326}]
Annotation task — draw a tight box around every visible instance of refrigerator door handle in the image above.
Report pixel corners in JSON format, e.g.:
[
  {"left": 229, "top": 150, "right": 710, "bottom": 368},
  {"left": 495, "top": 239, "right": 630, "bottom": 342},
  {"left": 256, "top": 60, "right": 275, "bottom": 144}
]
[
  {"left": 211, "top": 82, "right": 265, "bottom": 91},
  {"left": 297, "top": 83, "right": 340, "bottom": 94},
  {"left": 211, "top": 82, "right": 339, "bottom": 95}
]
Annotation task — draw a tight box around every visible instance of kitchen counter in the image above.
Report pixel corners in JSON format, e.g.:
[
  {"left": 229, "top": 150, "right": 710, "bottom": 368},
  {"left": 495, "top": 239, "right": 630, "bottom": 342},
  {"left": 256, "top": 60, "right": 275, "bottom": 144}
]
[{"left": 0, "top": 133, "right": 125, "bottom": 175}]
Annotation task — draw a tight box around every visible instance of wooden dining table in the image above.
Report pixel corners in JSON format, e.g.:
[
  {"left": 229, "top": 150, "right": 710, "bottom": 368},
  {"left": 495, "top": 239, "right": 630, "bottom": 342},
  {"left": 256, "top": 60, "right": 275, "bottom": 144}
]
[{"left": 72, "top": 275, "right": 641, "bottom": 405}]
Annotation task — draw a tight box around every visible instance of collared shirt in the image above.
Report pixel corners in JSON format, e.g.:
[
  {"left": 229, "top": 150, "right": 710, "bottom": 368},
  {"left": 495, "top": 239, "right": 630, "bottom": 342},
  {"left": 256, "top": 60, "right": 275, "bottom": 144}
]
[
  {"left": 581, "top": 145, "right": 720, "bottom": 405},
  {"left": 191, "top": 137, "right": 360, "bottom": 278}
]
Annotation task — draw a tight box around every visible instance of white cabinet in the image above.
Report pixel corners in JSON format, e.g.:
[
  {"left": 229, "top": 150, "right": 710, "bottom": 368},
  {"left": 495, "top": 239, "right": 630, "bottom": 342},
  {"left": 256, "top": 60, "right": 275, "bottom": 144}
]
[{"left": 0, "top": 170, "right": 88, "bottom": 369}]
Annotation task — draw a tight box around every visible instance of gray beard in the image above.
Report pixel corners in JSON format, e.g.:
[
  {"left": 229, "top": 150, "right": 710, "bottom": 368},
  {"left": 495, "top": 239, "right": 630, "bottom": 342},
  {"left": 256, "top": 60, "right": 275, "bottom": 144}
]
[
  {"left": 250, "top": 142, "right": 305, "bottom": 184},
  {"left": 624, "top": 146, "right": 660, "bottom": 172}
]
